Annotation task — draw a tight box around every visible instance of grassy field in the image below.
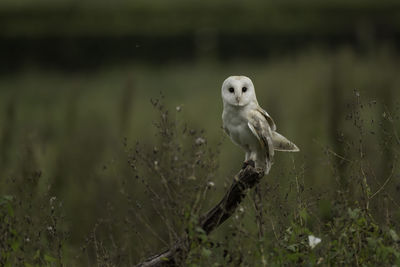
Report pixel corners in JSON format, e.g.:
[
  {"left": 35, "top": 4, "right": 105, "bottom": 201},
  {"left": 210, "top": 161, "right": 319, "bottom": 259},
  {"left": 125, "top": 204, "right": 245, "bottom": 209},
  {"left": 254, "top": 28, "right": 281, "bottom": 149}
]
[{"left": 1, "top": 47, "right": 400, "bottom": 265}]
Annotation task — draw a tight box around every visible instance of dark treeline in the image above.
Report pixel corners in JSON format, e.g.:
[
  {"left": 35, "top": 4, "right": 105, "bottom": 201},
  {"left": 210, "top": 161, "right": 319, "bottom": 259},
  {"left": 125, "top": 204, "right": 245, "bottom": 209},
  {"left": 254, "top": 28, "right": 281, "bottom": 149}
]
[{"left": 1, "top": 0, "right": 400, "bottom": 71}]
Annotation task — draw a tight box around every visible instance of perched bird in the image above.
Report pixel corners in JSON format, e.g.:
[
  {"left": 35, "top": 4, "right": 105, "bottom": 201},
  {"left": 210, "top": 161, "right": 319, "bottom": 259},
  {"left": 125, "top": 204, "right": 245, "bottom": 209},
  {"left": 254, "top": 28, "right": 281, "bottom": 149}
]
[{"left": 221, "top": 76, "right": 299, "bottom": 174}]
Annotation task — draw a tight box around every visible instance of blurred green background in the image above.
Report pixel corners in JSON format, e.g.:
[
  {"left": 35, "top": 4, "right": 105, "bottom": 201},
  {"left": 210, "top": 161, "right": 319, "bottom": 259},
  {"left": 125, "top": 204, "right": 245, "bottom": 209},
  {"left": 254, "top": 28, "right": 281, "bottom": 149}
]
[{"left": 1, "top": 0, "right": 400, "bottom": 265}]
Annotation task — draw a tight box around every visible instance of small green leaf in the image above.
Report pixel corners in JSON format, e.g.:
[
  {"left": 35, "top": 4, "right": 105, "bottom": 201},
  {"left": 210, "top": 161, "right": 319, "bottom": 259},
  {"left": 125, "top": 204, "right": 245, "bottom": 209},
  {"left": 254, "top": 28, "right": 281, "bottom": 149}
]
[
  {"left": 366, "top": 237, "right": 377, "bottom": 248},
  {"left": 34, "top": 249, "right": 41, "bottom": 260},
  {"left": 348, "top": 208, "right": 360, "bottom": 220},
  {"left": 11, "top": 241, "right": 20, "bottom": 252},
  {"left": 202, "top": 248, "right": 212, "bottom": 258},
  {"left": 3, "top": 195, "right": 13, "bottom": 201},
  {"left": 299, "top": 208, "right": 308, "bottom": 222},
  {"left": 0, "top": 195, "right": 13, "bottom": 205},
  {"left": 389, "top": 229, "right": 399, "bottom": 242},
  {"left": 44, "top": 254, "right": 56, "bottom": 263},
  {"left": 195, "top": 227, "right": 206, "bottom": 235},
  {"left": 7, "top": 203, "right": 14, "bottom": 217},
  {"left": 286, "top": 244, "right": 297, "bottom": 252}
]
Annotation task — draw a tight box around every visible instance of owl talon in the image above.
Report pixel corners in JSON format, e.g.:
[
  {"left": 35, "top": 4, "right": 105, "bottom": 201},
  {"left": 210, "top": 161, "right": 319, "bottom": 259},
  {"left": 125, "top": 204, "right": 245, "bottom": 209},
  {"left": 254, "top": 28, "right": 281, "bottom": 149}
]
[{"left": 242, "top": 160, "right": 255, "bottom": 169}]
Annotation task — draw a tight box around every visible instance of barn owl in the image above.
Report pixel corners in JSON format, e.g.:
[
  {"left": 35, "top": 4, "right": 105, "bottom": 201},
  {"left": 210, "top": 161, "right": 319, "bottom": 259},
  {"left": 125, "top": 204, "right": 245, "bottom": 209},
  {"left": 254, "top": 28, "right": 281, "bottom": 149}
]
[{"left": 221, "top": 76, "right": 299, "bottom": 174}]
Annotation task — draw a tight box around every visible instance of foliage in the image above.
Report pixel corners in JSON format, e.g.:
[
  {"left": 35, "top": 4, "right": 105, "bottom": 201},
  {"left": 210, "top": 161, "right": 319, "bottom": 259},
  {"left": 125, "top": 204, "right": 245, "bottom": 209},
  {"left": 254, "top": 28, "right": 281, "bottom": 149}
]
[
  {"left": 1, "top": 50, "right": 400, "bottom": 265},
  {"left": 0, "top": 188, "right": 67, "bottom": 266}
]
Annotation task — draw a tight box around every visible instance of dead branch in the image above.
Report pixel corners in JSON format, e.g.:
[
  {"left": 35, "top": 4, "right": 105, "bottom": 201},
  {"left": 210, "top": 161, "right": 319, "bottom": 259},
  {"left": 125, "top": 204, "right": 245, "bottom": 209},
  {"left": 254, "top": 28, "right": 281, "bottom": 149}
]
[{"left": 136, "top": 161, "right": 264, "bottom": 267}]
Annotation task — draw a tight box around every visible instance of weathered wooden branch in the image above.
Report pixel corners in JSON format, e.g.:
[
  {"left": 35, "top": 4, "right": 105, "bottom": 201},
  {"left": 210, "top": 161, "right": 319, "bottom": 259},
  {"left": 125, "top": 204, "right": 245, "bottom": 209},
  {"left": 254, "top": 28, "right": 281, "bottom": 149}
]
[{"left": 136, "top": 162, "right": 264, "bottom": 267}]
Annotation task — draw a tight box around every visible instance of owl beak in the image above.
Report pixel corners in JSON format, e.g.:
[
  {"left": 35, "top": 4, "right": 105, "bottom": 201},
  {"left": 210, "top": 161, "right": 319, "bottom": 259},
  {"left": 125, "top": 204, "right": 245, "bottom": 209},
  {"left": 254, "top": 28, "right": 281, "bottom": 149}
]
[{"left": 235, "top": 96, "right": 240, "bottom": 103}]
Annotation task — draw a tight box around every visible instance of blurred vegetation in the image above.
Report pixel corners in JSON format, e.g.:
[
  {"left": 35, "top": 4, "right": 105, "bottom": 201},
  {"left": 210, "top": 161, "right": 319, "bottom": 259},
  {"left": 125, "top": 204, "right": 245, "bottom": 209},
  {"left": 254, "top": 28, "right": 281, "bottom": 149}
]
[
  {"left": 2, "top": 0, "right": 400, "bottom": 71},
  {"left": 2, "top": 0, "right": 400, "bottom": 37},
  {"left": 1, "top": 0, "right": 400, "bottom": 265}
]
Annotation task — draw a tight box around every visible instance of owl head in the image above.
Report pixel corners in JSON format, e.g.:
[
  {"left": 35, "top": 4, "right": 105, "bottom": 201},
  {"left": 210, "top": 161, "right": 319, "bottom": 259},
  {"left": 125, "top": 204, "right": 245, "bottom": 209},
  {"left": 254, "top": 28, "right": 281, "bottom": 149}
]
[{"left": 221, "top": 76, "right": 258, "bottom": 107}]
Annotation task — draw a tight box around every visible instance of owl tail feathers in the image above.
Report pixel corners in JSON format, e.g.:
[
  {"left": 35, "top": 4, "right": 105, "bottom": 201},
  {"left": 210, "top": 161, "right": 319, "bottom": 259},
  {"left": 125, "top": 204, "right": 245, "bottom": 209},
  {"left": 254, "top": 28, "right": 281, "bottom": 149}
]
[
  {"left": 272, "top": 131, "right": 300, "bottom": 152},
  {"left": 264, "top": 160, "right": 272, "bottom": 175}
]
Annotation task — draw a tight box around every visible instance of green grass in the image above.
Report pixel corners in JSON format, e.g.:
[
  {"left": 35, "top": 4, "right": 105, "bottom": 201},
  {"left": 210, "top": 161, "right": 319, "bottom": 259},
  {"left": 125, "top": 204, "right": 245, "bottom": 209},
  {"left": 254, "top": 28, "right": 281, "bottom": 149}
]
[{"left": 1, "top": 47, "right": 400, "bottom": 265}]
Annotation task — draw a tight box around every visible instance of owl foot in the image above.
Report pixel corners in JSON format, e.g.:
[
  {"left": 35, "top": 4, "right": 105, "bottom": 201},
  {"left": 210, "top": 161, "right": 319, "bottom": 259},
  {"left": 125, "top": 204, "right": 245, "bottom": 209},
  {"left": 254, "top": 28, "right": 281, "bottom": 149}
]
[{"left": 242, "top": 160, "right": 255, "bottom": 169}]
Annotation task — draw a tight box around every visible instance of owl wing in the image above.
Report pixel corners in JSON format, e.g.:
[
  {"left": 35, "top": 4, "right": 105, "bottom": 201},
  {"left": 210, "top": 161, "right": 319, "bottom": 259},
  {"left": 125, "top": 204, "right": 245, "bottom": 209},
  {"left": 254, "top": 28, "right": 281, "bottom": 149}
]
[
  {"left": 247, "top": 109, "right": 275, "bottom": 161},
  {"left": 255, "top": 106, "right": 300, "bottom": 152},
  {"left": 256, "top": 106, "right": 276, "bottom": 131}
]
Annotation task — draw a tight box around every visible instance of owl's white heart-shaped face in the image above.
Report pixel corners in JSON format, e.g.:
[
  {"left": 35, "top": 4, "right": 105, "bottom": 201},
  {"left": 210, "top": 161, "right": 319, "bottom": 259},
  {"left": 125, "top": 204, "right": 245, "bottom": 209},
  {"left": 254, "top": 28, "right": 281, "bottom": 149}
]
[{"left": 221, "top": 76, "right": 257, "bottom": 107}]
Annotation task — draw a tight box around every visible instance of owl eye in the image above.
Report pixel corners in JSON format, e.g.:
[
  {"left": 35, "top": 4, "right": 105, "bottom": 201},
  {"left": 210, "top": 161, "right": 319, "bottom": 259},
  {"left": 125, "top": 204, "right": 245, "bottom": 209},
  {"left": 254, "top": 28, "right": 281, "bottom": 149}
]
[
  {"left": 242, "top": 87, "right": 247, "bottom": 92},
  {"left": 228, "top": 87, "right": 234, "bottom": 93}
]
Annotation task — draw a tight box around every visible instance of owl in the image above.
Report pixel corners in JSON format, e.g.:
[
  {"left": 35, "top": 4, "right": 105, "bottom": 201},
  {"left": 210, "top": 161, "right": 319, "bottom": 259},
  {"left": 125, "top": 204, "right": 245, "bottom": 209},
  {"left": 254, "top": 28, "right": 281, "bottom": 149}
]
[{"left": 221, "top": 76, "right": 299, "bottom": 174}]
